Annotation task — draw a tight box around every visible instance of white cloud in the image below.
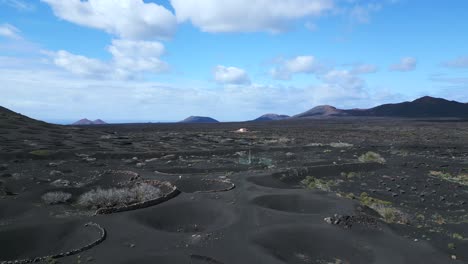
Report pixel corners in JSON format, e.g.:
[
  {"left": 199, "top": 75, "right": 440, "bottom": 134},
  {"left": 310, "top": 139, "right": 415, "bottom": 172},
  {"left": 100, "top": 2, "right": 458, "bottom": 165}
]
[
  {"left": 0, "top": 23, "right": 21, "bottom": 39},
  {"left": 170, "top": 0, "right": 333, "bottom": 33},
  {"left": 42, "top": 0, "right": 177, "bottom": 40},
  {"left": 108, "top": 39, "right": 169, "bottom": 79},
  {"left": 271, "top": 55, "right": 326, "bottom": 80},
  {"left": 350, "top": 63, "right": 378, "bottom": 74},
  {"left": 320, "top": 69, "right": 365, "bottom": 90},
  {"left": 48, "top": 50, "right": 110, "bottom": 77},
  {"left": 349, "top": 3, "right": 382, "bottom": 24},
  {"left": 442, "top": 56, "right": 468, "bottom": 68},
  {"left": 45, "top": 39, "right": 168, "bottom": 79},
  {"left": 0, "top": 0, "right": 34, "bottom": 11},
  {"left": 390, "top": 57, "right": 417, "bottom": 72},
  {"left": 0, "top": 58, "right": 406, "bottom": 122},
  {"left": 214, "top": 66, "right": 251, "bottom": 85}
]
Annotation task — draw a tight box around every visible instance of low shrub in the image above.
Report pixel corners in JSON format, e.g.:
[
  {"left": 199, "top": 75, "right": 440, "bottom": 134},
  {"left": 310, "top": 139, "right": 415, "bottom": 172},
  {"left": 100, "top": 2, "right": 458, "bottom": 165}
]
[
  {"left": 42, "top": 191, "right": 72, "bottom": 205},
  {"left": 29, "top": 149, "right": 52, "bottom": 156},
  {"left": 358, "top": 151, "right": 386, "bottom": 164},
  {"left": 330, "top": 142, "right": 353, "bottom": 148},
  {"left": 301, "top": 176, "right": 337, "bottom": 192},
  {"left": 429, "top": 171, "right": 468, "bottom": 186},
  {"left": 77, "top": 183, "right": 161, "bottom": 209}
]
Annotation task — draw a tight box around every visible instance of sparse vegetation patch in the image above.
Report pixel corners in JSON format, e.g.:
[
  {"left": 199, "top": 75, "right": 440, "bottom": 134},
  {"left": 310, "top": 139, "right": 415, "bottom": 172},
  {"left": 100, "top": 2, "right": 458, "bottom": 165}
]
[
  {"left": 301, "top": 176, "right": 337, "bottom": 192},
  {"left": 344, "top": 192, "right": 409, "bottom": 224},
  {"left": 330, "top": 142, "right": 353, "bottom": 148},
  {"left": 358, "top": 151, "right": 386, "bottom": 164},
  {"left": 429, "top": 171, "right": 468, "bottom": 186},
  {"left": 29, "top": 149, "right": 53, "bottom": 156},
  {"left": 77, "top": 183, "right": 161, "bottom": 209},
  {"left": 41, "top": 191, "right": 72, "bottom": 205}
]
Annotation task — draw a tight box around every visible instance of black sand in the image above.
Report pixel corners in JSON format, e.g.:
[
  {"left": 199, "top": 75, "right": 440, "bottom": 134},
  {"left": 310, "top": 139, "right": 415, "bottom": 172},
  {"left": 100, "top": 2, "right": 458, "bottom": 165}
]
[{"left": 1, "top": 114, "right": 467, "bottom": 263}]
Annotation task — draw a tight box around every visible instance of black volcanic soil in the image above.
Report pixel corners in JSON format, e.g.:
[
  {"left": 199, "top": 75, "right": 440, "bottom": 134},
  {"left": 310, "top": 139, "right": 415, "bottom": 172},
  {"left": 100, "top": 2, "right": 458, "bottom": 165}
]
[{"left": 1, "top": 114, "right": 468, "bottom": 263}]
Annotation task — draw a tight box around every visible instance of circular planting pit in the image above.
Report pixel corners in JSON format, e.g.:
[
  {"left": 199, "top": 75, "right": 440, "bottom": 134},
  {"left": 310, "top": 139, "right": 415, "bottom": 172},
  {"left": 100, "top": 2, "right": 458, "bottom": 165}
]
[
  {"left": 122, "top": 254, "right": 224, "bottom": 264},
  {"left": 252, "top": 225, "right": 374, "bottom": 264},
  {"left": 247, "top": 174, "right": 300, "bottom": 189},
  {"left": 91, "top": 170, "right": 140, "bottom": 188},
  {"left": 252, "top": 194, "right": 341, "bottom": 214},
  {"left": 175, "top": 178, "right": 235, "bottom": 193},
  {"left": 95, "top": 180, "right": 180, "bottom": 215},
  {"left": 0, "top": 221, "right": 105, "bottom": 263},
  {"left": 134, "top": 200, "right": 234, "bottom": 233},
  {"left": 0, "top": 201, "right": 33, "bottom": 221}
]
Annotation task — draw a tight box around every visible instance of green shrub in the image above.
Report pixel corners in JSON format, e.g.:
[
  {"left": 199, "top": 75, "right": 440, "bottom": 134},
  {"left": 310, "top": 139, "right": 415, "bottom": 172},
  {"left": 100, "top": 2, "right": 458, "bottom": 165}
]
[
  {"left": 429, "top": 171, "right": 468, "bottom": 186},
  {"left": 358, "top": 151, "right": 386, "bottom": 164},
  {"left": 301, "top": 176, "right": 337, "bottom": 192},
  {"left": 29, "top": 149, "right": 52, "bottom": 156},
  {"left": 330, "top": 142, "right": 353, "bottom": 148}
]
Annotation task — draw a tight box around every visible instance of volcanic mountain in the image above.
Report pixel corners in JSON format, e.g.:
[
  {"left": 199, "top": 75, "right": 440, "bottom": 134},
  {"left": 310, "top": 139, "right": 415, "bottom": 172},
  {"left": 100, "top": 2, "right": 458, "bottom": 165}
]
[
  {"left": 294, "top": 105, "right": 347, "bottom": 118},
  {"left": 345, "top": 96, "right": 468, "bottom": 118},
  {"left": 180, "top": 116, "right": 219, "bottom": 123},
  {"left": 72, "top": 119, "right": 108, "bottom": 125},
  {"left": 294, "top": 97, "right": 468, "bottom": 119},
  {"left": 0, "top": 106, "right": 52, "bottom": 127},
  {"left": 253, "top": 113, "right": 290, "bottom": 122}
]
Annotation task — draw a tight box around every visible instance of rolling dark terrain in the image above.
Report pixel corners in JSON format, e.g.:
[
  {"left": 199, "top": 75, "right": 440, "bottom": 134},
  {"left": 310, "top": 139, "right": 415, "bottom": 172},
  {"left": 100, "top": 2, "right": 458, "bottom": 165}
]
[
  {"left": 180, "top": 116, "right": 220, "bottom": 123},
  {"left": 294, "top": 96, "right": 468, "bottom": 119},
  {"left": 1, "top": 105, "right": 468, "bottom": 264}
]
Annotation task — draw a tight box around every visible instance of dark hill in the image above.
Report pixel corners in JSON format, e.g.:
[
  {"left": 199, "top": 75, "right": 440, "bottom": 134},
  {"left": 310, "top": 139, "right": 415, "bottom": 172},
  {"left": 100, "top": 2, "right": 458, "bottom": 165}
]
[
  {"left": 72, "top": 119, "right": 108, "bottom": 125},
  {"left": 344, "top": 96, "right": 468, "bottom": 118},
  {"left": 292, "top": 97, "right": 468, "bottom": 119},
  {"left": 180, "top": 116, "right": 219, "bottom": 123},
  {"left": 253, "top": 113, "right": 290, "bottom": 122},
  {"left": 294, "top": 105, "right": 347, "bottom": 118}
]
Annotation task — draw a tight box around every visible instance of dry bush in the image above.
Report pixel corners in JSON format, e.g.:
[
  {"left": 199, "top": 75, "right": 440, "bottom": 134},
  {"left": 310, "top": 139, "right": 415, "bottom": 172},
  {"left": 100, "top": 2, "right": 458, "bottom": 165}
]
[
  {"left": 330, "top": 142, "right": 354, "bottom": 148},
  {"left": 358, "top": 151, "right": 386, "bottom": 164},
  {"left": 77, "top": 183, "right": 161, "bottom": 209},
  {"left": 42, "top": 191, "right": 72, "bottom": 205}
]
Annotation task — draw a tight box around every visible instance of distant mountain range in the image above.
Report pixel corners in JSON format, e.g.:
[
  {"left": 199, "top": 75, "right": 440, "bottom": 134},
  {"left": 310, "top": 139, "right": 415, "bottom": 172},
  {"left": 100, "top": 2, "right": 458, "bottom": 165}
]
[
  {"left": 72, "top": 118, "right": 107, "bottom": 125},
  {"left": 180, "top": 116, "right": 219, "bottom": 123},
  {"left": 291, "top": 96, "right": 468, "bottom": 119},
  {"left": 1, "top": 96, "right": 467, "bottom": 126}
]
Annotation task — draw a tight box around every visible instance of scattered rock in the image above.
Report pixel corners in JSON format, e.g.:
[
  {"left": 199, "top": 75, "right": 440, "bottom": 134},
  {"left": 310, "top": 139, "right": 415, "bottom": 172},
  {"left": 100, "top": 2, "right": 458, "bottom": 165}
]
[
  {"left": 135, "top": 163, "right": 146, "bottom": 168},
  {"left": 123, "top": 158, "right": 137, "bottom": 164},
  {"left": 48, "top": 162, "right": 59, "bottom": 167},
  {"left": 84, "top": 157, "right": 97, "bottom": 162},
  {"left": 0, "top": 164, "right": 8, "bottom": 171},
  {"left": 51, "top": 179, "right": 71, "bottom": 187},
  {"left": 145, "top": 158, "right": 159, "bottom": 163},
  {"left": 50, "top": 170, "right": 64, "bottom": 177},
  {"left": 161, "top": 154, "right": 177, "bottom": 160}
]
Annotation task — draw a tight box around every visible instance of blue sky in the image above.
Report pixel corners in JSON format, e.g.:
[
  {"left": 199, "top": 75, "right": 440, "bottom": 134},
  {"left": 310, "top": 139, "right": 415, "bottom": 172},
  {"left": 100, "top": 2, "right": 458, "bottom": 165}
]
[{"left": 0, "top": 0, "right": 467, "bottom": 123}]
